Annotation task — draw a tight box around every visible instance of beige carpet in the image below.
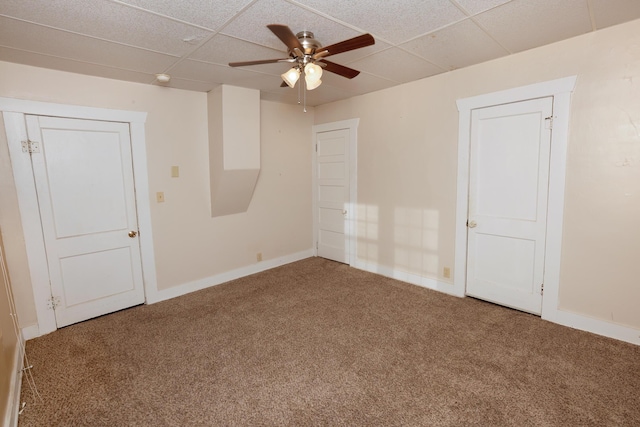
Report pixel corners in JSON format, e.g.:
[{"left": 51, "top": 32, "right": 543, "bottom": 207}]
[{"left": 18, "top": 258, "right": 640, "bottom": 426}]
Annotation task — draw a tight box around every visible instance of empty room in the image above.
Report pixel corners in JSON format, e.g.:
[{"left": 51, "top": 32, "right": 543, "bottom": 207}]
[{"left": 0, "top": 0, "right": 639, "bottom": 425}]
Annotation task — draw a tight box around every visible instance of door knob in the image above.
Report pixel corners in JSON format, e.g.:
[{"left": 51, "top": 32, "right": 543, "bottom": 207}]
[
  {"left": 467, "top": 220, "right": 477, "bottom": 228},
  {"left": 128, "top": 230, "right": 138, "bottom": 238},
  {"left": 342, "top": 210, "right": 347, "bottom": 215}
]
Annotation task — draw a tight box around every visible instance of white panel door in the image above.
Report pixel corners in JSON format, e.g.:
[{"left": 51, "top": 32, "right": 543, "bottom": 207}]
[
  {"left": 466, "top": 97, "right": 553, "bottom": 315},
  {"left": 316, "top": 129, "right": 349, "bottom": 264},
  {"left": 26, "top": 115, "right": 145, "bottom": 327}
]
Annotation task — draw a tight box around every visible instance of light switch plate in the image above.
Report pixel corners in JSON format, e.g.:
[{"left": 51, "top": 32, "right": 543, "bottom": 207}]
[
  {"left": 171, "top": 166, "right": 179, "bottom": 178},
  {"left": 156, "top": 192, "right": 165, "bottom": 203}
]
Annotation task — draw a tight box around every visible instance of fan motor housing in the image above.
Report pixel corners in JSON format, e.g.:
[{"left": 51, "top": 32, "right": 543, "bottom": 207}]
[{"left": 295, "top": 31, "right": 322, "bottom": 55}]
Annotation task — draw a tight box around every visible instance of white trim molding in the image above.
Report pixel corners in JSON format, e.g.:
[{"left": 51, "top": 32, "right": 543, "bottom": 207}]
[
  {"left": 553, "top": 310, "right": 640, "bottom": 346},
  {"left": 147, "top": 249, "right": 314, "bottom": 304},
  {"left": 20, "top": 324, "right": 40, "bottom": 341},
  {"left": 311, "top": 119, "right": 359, "bottom": 266},
  {"left": 0, "top": 97, "right": 157, "bottom": 336}
]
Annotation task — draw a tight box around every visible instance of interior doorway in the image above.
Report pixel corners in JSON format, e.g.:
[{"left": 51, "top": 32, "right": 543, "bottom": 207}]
[
  {"left": 454, "top": 76, "right": 577, "bottom": 322},
  {"left": 1, "top": 97, "right": 156, "bottom": 337},
  {"left": 312, "top": 119, "right": 359, "bottom": 266}
]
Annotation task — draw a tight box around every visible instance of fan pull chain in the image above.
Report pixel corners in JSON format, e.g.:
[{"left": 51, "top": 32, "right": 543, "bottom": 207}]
[
  {"left": 297, "top": 72, "right": 302, "bottom": 106},
  {"left": 303, "top": 76, "right": 307, "bottom": 113}
]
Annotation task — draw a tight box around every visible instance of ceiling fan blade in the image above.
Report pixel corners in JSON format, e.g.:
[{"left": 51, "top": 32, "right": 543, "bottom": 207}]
[
  {"left": 229, "top": 58, "right": 293, "bottom": 67},
  {"left": 267, "top": 24, "right": 303, "bottom": 52},
  {"left": 319, "top": 60, "right": 360, "bottom": 79},
  {"left": 313, "top": 34, "right": 375, "bottom": 59}
]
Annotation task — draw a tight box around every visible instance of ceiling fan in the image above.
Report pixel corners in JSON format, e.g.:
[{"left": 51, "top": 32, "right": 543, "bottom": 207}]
[{"left": 229, "top": 24, "right": 375, "bottom": 91}]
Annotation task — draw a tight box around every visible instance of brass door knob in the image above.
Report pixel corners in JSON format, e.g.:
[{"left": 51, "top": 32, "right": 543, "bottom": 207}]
[
  {"left": 468, "top": 220, "right": 477, "bottom": 228},
  {"left": 128, "top": 230, "right": 138, "bottom": 238}
]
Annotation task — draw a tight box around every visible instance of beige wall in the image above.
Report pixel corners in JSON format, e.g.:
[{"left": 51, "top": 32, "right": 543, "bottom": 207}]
[
  {"left": 315, "top": 19, "right": 640, "bottom": 329},
  {"left": 0, "top": 63, "right": 313, "bottom": 327},
  {"left": 0, "top": 231, "right": 19, "bottom": 424}
]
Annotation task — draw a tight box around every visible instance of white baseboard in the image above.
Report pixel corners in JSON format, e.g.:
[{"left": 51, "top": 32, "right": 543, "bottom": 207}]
[
  {"left": 352, "top": 258, "right": 639, "bottom": 346},
  {"left": 4, "top": 338, "right": 24, "bottom": 427},
  {"left": 147, "top": 249, "right": 315, "bottom": 304},
  {"left": 352, "top": 259, "right": 461, "bottom": 297},
  {"left": 547, "top": 309, "right": 640, "bottom": 346},
  {"left": 20, "top": 324, "right": 40, "bottom": 341}
]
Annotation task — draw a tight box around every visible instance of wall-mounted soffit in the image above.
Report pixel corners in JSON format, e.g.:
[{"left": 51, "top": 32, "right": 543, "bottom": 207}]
[{"left": 208, "top": 85, "right": 260, "bottom": 217}]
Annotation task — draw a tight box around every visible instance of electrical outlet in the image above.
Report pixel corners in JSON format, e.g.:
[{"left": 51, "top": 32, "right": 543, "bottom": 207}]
[
  {"left": 256, "top": 252, "right": 262, "bottom": 262},
  {"left": 443, "top": 267, "right": 451, "bottom": 278},
  {"left": 156, "top": 192, "right": 165, "bottom": 203}
]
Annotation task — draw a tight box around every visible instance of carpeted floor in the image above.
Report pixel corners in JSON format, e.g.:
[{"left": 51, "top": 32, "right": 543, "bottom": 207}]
[{"left": 18, "top": 257, "right": 640, "bottom": 426}]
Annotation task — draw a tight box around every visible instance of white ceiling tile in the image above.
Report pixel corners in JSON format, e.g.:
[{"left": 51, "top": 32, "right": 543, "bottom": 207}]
[
  {"left": 262, "top": 83, "right": 355, "bottom": 107},
  {"left": 0, "top": 45, "right": 155, "bottom": 84},
  {"left": 241, "top": 62, "right": 294, "bottom": 76},
  {"left": 0, "top": 0, "right": 211, "bottom": 55},
  {"left": 113, "top": 0, "right": 254, "bottom": 31},
  {"left": 0, "top": 16, "right": 178, "bottom": 73},
  {"left": 589, "top": 0, "right": 640, "bottom": 29},
  {"left": 221, "top": 0, "right": 362, "bottom": 50},
  {"left": 321, "top": 70, "right": 398, "bottom": 95},
  {"left": 453, "top": 0, "right": 513, "bottom": 15},
  {"left": 402, "top": 19, "right": 508, "bottom": 70},
  {"left": 168, "top": 59, "right": 247, "bottom": 83},
  {"left": 168, "top": 59, "right": 285, "bottom": 91},
  {"left": 154, "top": 77, "right": 218, "bottom": 92},
  {"left": 230, "top": 70, "right": 294, "bottom": 91},
  {"left": 190, "top": 34, "right": 288, "bottom": 66},
  {"left": 348, "top": 48, "right": 444, "bottom": 83},
  {"left": 326, "top": 38, "right": 392, "bottom": 64},
  {"left": 473, "top": 0, "right": 592, "bottom": 53},
  {"left": 295, "top": 0, "right": 467, "bottom": 43}
]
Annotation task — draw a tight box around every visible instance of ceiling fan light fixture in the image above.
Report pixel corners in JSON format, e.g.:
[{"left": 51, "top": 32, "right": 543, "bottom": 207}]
[
  {"left": 305, "top": 77, "right": 322, "bottom": 90},
  {"left": 304, "top": 62, "right": 323, "bottom": 82},
  {"left": 281, "top": 67, "right": 300, "bottom": 88}
]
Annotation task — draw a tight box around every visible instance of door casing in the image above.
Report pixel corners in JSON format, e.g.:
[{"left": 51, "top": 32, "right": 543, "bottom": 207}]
[
  {"left": 312, "top": 119, "right": 358, "bottom": 266},
  {"left": 454, "top": 76, "right": 577, "bottom": 323},
  {"left": 1, "top": 97, "right": 158, "bottom": 337}
]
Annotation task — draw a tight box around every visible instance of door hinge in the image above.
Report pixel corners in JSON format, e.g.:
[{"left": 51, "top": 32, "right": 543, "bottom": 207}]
[
  {"left": 21, "top": 140, "right": 40, "bottom": 153},
  {"left": 540, "top": 283, "right": 544, "bottom": 295},
  {"left": 315, "top": 143, "right": 318, "bottom": 152},
  {"left": 47, "top": 296, "right": 61, "bottom": 310},
  {"left": 544, "top": 116, "right": 554, "bottom": 130}
]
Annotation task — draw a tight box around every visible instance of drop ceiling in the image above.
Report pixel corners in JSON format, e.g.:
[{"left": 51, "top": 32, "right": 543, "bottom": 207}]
[{"left": 1, "top": 0, "right": 639, "bottom": 107}]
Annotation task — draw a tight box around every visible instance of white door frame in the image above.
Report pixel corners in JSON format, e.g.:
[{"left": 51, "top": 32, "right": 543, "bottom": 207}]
[
  {"left": 453, "top": 76, "right": 577, "bottom": 322},
  {"left": 312, "top": 119, "right": 359, "bottom": 266},
  {"left": 1, "top": 97, "right": 158, "bottom": 337}
]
